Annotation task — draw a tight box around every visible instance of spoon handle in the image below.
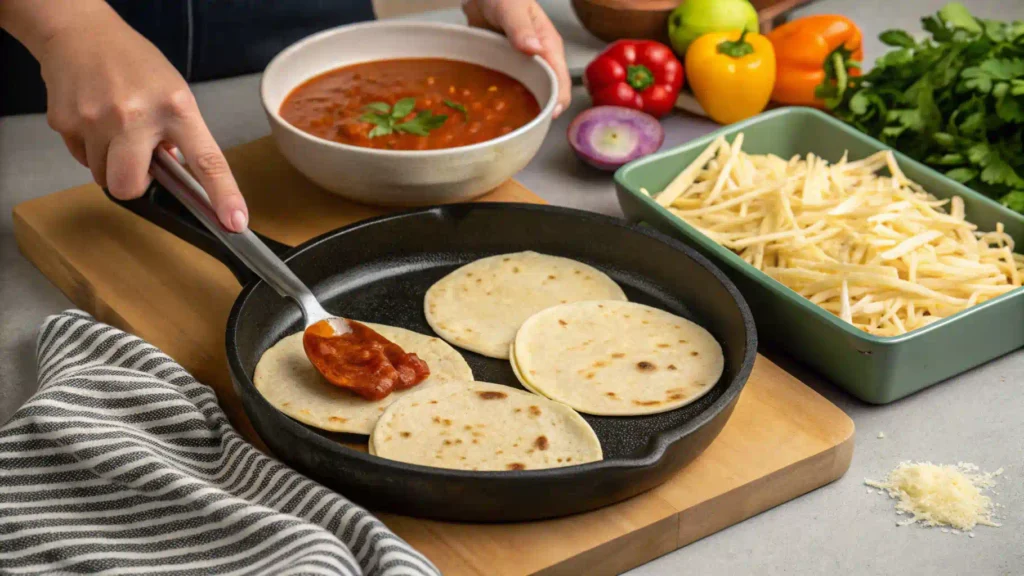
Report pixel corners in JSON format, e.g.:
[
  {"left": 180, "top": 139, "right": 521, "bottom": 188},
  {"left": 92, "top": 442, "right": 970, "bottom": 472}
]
[{"left": 150, "top": 148, "right": 331, "bottom": 326}]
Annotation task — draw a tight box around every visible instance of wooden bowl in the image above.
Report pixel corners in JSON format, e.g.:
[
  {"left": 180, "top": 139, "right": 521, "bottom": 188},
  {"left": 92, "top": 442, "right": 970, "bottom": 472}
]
[
  {"left": 571, "top": 0, "right": 818, "bottom": 45},
  {"left": 571, "top": 0, "right": 678, "bottom": 44}
]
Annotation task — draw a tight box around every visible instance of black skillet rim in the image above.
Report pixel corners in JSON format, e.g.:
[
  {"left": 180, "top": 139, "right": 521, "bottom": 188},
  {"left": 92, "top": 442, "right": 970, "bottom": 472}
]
[{"left": 226, "top": 203, "right": 758, "bottom": 480}]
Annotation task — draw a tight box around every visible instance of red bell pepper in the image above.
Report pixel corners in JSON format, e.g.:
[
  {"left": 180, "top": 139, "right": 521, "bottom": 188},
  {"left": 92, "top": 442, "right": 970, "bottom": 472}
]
[{"left": 584, "top": 40, "right": 684, "bottom": 119}]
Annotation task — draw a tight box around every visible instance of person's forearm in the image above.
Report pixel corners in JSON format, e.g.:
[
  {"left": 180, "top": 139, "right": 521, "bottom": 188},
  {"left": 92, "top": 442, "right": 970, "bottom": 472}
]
[{"left": 0, "top": 0, "right": 115, "bottom": 57}]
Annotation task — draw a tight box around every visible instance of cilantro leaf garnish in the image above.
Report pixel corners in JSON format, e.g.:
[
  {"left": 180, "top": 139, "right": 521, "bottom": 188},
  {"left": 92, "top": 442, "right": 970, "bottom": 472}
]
[
  {"left": 363, "top": 102, "right": 392, "bottom": 114},
  {"left": 359, "top": 100, "right": 448, "bottom": 139},
  {"left": 394, "top": 110, "right": 449, "bottom": 135},
  {"left": 367, "top": 124, "right": 392, "bottom": 139},
  {"left": 390, "top": 97, "right": 416, "bottom": 119},
  {"left": 443, "top": 99, "right": 468, "bottom": 120}
]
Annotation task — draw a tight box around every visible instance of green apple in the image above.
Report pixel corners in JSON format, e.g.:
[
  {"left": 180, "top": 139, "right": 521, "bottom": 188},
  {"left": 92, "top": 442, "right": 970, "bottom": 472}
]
[{"left": 667, "top": 0, "right": 760, "bottom": 56}]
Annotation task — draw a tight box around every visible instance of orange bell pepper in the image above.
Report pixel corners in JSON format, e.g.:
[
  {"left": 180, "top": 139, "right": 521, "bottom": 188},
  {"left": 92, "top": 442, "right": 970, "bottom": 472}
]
[{"left": 767, "top": 15, "right": 863, "bottom": 108}]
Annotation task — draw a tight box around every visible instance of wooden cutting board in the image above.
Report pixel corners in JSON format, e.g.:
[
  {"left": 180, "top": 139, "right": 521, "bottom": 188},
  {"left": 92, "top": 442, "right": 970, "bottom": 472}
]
[{"left": 13, "top": 136, "right": 854, "bottom": 576}]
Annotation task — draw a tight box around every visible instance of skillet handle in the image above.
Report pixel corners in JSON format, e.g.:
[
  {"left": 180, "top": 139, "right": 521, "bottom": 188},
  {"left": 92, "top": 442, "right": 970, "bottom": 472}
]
[{"left": 104, "top": 163, "right": 292, "bottom": 287}]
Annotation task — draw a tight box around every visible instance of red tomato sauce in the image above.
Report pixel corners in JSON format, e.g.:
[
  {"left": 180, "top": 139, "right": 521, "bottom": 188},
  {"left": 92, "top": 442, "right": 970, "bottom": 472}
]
[
  {"left": 279, "top": 58, "right": 540, "bottom": 151},
  {"left": 303, "top": 319, "right": 430, "bottom": 401}
]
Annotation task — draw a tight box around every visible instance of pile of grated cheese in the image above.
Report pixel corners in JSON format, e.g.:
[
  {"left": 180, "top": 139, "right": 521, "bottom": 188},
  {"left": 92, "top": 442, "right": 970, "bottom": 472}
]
[
  {"left": 644, "top": 134, "right": 1024, "bottom": 336},
  {"left": 866, "top": 461, "right": 1003, "bottom": 532}
]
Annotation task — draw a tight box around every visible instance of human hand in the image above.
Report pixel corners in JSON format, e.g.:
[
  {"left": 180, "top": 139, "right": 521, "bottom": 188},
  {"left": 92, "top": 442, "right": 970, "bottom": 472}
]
[
  {"left": 34, "top": 4, "right": 248, "bottom": 231},
  {"left": 462, "top": 0, "right": 572, "bottom": 117}
]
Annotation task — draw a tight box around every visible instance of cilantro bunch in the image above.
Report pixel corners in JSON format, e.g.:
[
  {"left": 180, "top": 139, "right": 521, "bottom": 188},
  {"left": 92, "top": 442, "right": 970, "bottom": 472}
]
[{"left": 825, "top": 3, "right": 1024, "bottom": 212}]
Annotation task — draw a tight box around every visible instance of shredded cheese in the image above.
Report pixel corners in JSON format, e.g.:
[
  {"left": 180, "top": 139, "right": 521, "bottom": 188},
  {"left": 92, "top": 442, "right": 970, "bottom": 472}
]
[
  {"left": 653, "top": 134, "right": 1024, "bottom": 336},
  {"left": 866, "top": 461, "right": 1003, "bottom": 531}
]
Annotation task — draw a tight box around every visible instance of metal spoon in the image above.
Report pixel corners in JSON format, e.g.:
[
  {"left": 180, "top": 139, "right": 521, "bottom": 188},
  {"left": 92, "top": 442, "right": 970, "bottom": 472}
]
[
  {"left": 149, "top": 148, "right": 351, "bottom": 338},
  {"left": 150, "top": 149, "right": 428, "bottom": 400}
]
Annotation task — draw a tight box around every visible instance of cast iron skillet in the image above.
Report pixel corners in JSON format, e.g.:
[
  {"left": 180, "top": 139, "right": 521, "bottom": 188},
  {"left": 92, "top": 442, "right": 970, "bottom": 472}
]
[{"left": 107, "top": 182, "right": 757, "bottom": 522}]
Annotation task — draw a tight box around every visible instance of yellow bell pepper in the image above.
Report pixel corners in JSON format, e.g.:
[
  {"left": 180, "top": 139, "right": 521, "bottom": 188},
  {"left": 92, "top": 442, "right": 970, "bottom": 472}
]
[{"left": 684, "top": 30, "right": 776, "bottom": 125}]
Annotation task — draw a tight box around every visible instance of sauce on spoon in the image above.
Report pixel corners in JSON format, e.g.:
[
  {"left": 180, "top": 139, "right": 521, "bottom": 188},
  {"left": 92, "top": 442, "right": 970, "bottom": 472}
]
[{"left": 303, "top": 319, "right": 430, "bottom": 401}]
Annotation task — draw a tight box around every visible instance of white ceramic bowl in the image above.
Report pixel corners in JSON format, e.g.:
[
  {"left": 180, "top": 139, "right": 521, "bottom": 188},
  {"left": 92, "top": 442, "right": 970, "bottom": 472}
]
[{"left": 261, "top": 21, "right": 558, "bottom": 206}]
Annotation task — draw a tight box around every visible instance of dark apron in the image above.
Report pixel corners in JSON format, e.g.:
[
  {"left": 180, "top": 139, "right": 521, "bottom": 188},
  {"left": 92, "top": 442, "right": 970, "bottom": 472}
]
[{"left": 0, "top": 1, "right": 375, "bottom": 116}]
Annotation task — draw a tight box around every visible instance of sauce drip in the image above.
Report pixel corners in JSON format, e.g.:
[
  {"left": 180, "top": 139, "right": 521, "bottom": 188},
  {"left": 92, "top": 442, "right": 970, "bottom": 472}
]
[{"left": 303, "top": 319, "right": 430, "bottom": 400}]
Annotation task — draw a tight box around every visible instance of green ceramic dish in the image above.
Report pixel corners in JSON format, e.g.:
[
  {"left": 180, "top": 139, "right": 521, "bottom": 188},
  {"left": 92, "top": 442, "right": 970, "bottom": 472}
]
[{"left": 615, "top": 107, "right": 1024, "bottom": 404}]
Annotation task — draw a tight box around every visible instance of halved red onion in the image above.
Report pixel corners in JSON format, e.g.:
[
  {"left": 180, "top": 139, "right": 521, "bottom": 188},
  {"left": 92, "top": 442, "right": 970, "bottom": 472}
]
[{"left": 567, "top": 106, "right": 665, "bottom": 171}]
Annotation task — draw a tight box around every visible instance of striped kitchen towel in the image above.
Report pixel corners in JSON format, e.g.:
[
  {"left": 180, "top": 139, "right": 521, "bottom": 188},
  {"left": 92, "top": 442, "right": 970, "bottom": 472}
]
[{"left": 0, "top": 310, "right": 439, "bottom": 576}]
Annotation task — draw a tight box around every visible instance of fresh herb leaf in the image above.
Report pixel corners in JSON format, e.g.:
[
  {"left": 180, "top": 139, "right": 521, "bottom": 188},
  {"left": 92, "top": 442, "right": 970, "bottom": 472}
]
[
  {"left": 1000, "top": 190, "right": 1024, "bottom": 212},
  {"left": 952, "top": 97, "right": 988, "bottom": 138},
  {"left": 360, "top": 112, "right": 392, "bottom": 125},
  {"left": 961, "top": 67, "right": 994, "bottom": 93},
  {"left": 939, "top": 2, "right": 982, "bottom": 34},
  {"left": 422, "top": 113, "right": 449, "bottom": 130},
  {"left": 921, "top": 15, "right": 952, "bottom": 42},
  {"left": 886, "top": 85, "right": 940, "bottom": 135},
  {"left": 962, "top": 59, "right": 1024, "bottom": 95},
  {"left": 849, "top": 91, "right": 871, "bottom": 115},
  {"left": 367, "top": 124, "right": 392, "bottom": 139},
  {"left": 390, "top": 97, "right": 416, "bottom": 120},
  {"left": 914, "top": 78, "right": 942, "bottom": 133},
  {"left": 927, "top": 153, "right": 966, "bottom": 165},
  {"left": 945, "top": 167, "right": 979, "bottom": 183},
  {"left": 881, "top": 125, "right": 908, "bottom": 140},
  {"left": 393, "top": 120, "right": 429, "bottom": 136},
  {"left": 875, "top": 48, "right": 915, "bottom": 69},
  {"left": 980, "top": 155, "right": 1024, "bottom": 187},
  {"left": 443, "top": 99, "right": 468, "bottom": 119},
  {"left": 966, "top": 142, "right": 993, "bottom": 166},
  {"left": 361, "top": 102, "right": 399, "bottom": 138},
  {"left": 977, "top": 59, "right": 1024, "bottom": 80},
  {"left": 880, "top": 30, "right": 916, "bottom": 48},
  {"left": 983, "top": 20, "right": 1008, "bottom": 42},
  {"left": 962, "top": 38, "right": 993, "bottom": 59},
  {"left": 984, "top": 59, "right": 1024, "bottom": 79},
  {"left": 362, "top": 111, "right": 396, "bottom": 137},
  {"left": 364, "top": 102, "right": 392, "bottom": 114},
  {"left": 959, "top": 112, "right": 987, "bottom": 137},
  {"left": 997, "top": 132, "right": 1024, "bottom": 166},
  {"left": 996, "top": 98, "right": 1024, "bottom": 128},
  {"left": 1009, "top": 21, "right": 1024, "bottom": 42},
  {"left": 394, "top": 111, "right": 448, "bottom": 136}
]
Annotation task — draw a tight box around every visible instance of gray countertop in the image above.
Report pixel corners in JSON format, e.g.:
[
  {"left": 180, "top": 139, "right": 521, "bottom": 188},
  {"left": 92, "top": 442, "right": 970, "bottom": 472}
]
[{"left": 1, "top": 1, "right": 1021, "bottom": 574}]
